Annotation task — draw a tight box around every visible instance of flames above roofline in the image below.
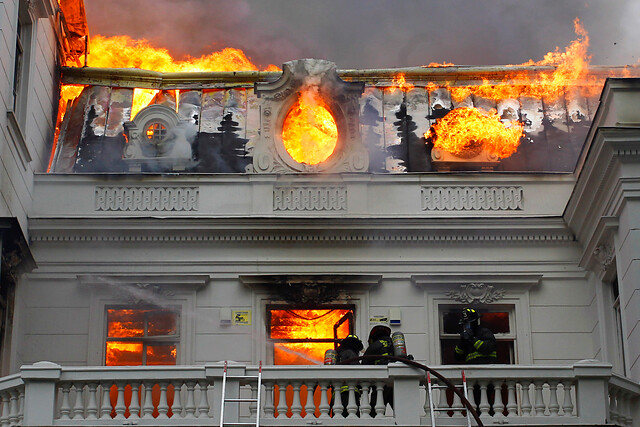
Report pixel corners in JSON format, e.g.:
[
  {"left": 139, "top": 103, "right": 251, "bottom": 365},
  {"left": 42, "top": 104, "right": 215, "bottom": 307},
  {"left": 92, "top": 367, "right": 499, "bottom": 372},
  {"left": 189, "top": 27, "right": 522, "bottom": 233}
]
[{"left": 60, "top": 64, "right": 624, "bottom": 90}]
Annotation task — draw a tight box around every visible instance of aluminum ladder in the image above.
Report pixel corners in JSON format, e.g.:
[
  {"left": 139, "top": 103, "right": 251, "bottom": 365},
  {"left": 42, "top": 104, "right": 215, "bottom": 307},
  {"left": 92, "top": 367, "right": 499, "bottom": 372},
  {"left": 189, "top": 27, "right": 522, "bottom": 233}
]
[
  {"left": 219, "top": 361, "right": 262, "bottom": 427},
  {"left": 426, "top": 370, "right": 472, "bottom": 427}
]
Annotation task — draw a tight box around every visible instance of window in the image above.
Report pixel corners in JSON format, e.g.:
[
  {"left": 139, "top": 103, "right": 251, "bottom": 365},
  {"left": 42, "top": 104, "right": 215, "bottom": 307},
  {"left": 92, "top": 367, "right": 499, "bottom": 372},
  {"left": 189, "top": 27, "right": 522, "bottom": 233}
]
[
  {"left": 12, "top": 4, "right": 32, "bottom": 124},
  {"left": 611, "top": 277, "right": 627, "bottom": 374},
  {"left": 440, "top": 307, "right": 515, "bottom": 364},
  {"left": 145, "top": 122, "right": 167, "bottom": 143},
  {"left": 105, "top": 308, "right": 179, "bottom": 366},
  {"left": 267, "top": 305, "right": 354, "bottom": 365}
]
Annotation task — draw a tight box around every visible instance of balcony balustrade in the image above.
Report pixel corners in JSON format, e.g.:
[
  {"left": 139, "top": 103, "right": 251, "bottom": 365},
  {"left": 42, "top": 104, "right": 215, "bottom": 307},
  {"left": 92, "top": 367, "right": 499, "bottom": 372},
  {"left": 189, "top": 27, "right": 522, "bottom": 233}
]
[{"left": 0, "top": 360, "right": 637, "bottom": 426}]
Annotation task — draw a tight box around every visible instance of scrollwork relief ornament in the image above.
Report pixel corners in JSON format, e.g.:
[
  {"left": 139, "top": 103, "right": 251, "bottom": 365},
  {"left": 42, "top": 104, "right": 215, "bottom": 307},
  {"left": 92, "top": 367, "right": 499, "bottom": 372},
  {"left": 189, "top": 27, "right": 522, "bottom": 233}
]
[
  {"left": 593, "top": 244, "right": 615, "bottom": 271},
  {"left": 446, "top": 283, "right": 505, "bottom": 304}
]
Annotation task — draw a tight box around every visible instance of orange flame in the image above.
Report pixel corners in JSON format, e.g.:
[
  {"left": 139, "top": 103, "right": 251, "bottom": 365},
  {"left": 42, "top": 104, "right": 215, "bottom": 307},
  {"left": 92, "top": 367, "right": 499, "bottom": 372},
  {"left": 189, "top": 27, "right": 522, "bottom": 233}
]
[
  {"left": 281, "top": 88, "right": 338, "bottom": 165},
  {"left": 425, "top": 62, "right": 454, "bottom": 68},
  {"left": 446, "top": 18, "right": 600, "bottom": 102},
  {"left": 387, "top": 73, "right": 415, "bottom": 93},
  {"left": 59, "top": 35, "right": 280, "bottom": 121},
  {"left": 270, "top": 309, "right": 352, "bottom": 365},
  {"left": 426, "top": 107, "right": 524, "bottom": 158}
]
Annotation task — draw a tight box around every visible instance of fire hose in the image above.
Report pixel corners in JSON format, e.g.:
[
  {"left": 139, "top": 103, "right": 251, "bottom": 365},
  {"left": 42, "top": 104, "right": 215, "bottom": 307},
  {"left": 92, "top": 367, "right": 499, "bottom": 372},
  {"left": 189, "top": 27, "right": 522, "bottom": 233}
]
[{"left": 338, "top": 354, "right": 484, "bottom": 427}]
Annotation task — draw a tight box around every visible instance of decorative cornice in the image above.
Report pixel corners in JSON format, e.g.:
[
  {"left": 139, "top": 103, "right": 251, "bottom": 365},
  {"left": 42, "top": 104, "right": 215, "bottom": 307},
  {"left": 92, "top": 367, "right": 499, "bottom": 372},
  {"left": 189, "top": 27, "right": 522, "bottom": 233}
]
[
  {"left": 274, "top": 185, "right": 347, "bottom": 212},
  {"left": 95, "top": 186, "right": 199, "bottom": 211},
  {"left": 446, "top": 283, "right": 506, "bottom": 303},
  {"left": 412, "top": 273, "right": 543, "bottom": 289},
  {"left": 593, "top": 244, "right": 615, "bottom": 272},
  {"left": 31, "top": 230, "right": 574, "bottom": 243},
  {"left": 422, "top": 186, "right": 523, "bottom": 211}
]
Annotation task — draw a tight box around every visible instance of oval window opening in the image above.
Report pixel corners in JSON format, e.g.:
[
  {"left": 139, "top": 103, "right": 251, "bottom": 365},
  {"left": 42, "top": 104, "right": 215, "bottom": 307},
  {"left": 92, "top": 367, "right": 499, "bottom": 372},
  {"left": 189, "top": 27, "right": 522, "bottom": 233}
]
[{"left": 281, "top": 90, "right": 338, "bottom": 165}]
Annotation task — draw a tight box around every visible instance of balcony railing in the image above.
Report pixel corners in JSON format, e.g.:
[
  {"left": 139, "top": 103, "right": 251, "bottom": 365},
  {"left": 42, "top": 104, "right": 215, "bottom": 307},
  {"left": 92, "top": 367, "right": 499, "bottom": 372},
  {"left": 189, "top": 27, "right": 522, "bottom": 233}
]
[{"left": 0, "top": 360, "right": 638, "bottom": 426}]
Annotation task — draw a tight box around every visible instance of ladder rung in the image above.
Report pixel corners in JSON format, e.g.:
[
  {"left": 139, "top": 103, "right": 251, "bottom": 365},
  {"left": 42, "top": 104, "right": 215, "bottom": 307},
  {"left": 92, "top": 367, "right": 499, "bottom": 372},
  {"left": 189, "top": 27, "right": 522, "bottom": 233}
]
[
  {"left": 224, "top": 398, "right": 258, "bottom": 403},
  {"left": 226, "top": 375, "right": 259, "bottom": 379},
  {"left": 222, "top": 423, "right": 258, "bottom": 426},
  {"left": 431, "top": 407, "right": 467, "bottom": 411}
]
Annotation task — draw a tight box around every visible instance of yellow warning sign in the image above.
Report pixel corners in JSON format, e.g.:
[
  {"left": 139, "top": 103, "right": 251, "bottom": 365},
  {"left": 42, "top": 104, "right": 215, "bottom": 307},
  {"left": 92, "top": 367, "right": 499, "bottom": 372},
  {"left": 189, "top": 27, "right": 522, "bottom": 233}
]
[{"left": 233, "top": 310, "right": 251, "bottom": 325}]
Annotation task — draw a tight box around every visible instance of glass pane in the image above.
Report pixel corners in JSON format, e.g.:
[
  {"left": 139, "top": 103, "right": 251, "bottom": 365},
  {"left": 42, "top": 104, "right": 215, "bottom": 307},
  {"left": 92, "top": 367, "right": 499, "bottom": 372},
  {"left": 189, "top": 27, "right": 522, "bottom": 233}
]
[
  {"left": 440, "top": 338, "right": 515, "bottom": 364},
  {"left": 107, "top": 309, "right": 145, "bottom": 337},
  {"left": 270, "top": 309, "right": 352, "bottom": 339},
  {"left": 481, "top": 312, "right": 510, "bottom": 334},
  {"left": 274, "top": 342, "right": 335, "bottom": 365},
  {"left": 148, "top": 311, "right": 178, "bottom": 336},
  {"left": 106, "top": 341, "right": 143, "bottom": 366},
  {"left": 442, "top": 311, "right": 461, "bottom": 334},
  {"left": 146, "top": 344, "right": 177, "bottom": 365}
]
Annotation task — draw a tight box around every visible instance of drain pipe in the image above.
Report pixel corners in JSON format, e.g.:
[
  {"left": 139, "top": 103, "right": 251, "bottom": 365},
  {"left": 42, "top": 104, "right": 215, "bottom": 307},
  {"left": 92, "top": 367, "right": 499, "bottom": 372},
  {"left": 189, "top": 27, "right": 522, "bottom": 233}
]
[{"left": 340, "top": 354, "right": 484, "bottom": 427}]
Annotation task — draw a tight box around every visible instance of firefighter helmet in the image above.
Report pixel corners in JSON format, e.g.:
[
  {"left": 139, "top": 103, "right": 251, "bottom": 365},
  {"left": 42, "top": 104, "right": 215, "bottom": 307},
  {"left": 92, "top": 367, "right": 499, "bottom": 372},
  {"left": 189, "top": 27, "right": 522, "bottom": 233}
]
[
  {"left": 368, "top": 323, "right": 392, "bottom": 342},
  {"left": 460, "top": 307, "right": 480, "bottom": 324},
  {"left": 339, "top": 334, "right": 364, "bottom": 352}
]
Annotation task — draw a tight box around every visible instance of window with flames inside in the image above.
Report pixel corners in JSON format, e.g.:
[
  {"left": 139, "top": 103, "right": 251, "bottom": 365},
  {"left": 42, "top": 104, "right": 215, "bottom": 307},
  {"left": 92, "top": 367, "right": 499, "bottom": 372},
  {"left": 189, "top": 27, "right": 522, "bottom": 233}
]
[
  {"left": 268, "top": 305, "right": 354, "bottom": 365},
  {"left": 105, "top": 308, "right": 179, "bottom": 366}
]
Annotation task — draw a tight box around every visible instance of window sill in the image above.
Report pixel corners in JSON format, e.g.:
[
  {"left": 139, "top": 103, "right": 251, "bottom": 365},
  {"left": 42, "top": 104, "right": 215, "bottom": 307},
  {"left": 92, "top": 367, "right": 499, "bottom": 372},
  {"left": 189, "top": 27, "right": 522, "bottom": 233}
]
[{"left": 6, "top": 111, "right": 32, "bottom": 170}]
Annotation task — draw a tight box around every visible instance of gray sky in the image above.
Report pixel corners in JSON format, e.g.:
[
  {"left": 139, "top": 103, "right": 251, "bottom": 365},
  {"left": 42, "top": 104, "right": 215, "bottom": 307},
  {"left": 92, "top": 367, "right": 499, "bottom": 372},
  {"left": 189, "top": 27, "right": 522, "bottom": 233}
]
[{"left": 84, "top": 0, "right": 640, "bottom": 69}]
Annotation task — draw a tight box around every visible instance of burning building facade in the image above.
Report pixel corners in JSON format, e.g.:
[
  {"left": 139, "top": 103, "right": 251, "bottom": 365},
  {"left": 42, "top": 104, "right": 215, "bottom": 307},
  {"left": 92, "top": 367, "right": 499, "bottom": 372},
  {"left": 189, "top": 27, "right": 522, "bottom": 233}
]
[{"left": 1, "top": 2, "right": 640, "bottom": 424}]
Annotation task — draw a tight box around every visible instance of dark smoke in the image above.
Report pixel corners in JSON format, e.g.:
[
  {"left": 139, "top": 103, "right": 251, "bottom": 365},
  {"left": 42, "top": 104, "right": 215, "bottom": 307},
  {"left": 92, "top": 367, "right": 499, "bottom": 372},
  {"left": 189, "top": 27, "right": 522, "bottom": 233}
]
[{"left": 83, "top": 0, "right": 639, "bottom": 69}]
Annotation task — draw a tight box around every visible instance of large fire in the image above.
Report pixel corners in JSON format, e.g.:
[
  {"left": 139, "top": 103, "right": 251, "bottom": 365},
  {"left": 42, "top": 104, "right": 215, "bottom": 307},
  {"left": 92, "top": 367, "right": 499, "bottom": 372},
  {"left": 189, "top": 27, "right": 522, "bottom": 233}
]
[
  {"left": 270, "top": 309, "right": 352, "bottom": 365},
  {"left": 426, "top": 107, "right": 524, "bottom": 159},
  {"left": 281, "top": 89, "right": 338, "bottom": 165}
]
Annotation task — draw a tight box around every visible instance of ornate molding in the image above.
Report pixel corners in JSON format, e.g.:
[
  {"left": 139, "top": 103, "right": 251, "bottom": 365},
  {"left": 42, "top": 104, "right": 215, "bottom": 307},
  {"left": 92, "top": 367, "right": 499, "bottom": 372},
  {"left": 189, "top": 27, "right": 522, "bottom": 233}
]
[
  {"left": 95, "top": 186, "right": 199, "bottom": 211},
  {"left": 274, "top": 185, "right": 347, "bottom": 212},
  {"left": 446, "top": 283, "right": 506, "bottom": 304},
  {"left": 593, "top": 244, "right": 615, "bottom": 272},
  {"left": 422, "top": 186, "right": 523, "bottom": 211}
]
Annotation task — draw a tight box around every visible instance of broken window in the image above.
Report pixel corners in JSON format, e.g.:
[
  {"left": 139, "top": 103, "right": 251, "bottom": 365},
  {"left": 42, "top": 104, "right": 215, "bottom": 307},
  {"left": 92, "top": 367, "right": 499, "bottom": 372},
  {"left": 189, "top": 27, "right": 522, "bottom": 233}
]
[
  {"left": 105, "top": 308, "right": 179, "bottom": 366},
  {"left": 440, "top": 308, "right": 515, "bottom": 364},
  {"left": 267, "top": 305, "right": 354, "bottom": 365}
]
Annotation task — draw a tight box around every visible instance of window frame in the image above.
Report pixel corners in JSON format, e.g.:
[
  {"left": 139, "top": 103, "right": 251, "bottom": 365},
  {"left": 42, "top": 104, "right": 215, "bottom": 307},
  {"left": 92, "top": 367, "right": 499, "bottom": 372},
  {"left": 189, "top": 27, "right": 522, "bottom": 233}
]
[
  {"left": 12, "top": 3, "right": 34, "bottom": 126},
  {"left": 104, "top": 306, "right": 181, "bottom": 366},
  {"left": 438, "top": 305, "right": 517, "bottom": 364}
]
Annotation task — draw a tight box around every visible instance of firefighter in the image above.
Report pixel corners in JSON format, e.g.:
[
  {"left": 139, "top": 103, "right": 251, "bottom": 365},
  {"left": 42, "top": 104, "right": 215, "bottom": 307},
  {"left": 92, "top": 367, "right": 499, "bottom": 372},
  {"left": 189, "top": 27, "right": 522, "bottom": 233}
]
[
  {"left": 455, "top": 307, "right": 497, "bottom": 364},
  {"left": 362, "top": 324, "right": 394, "bottom": 415},
  {"left": 335, "top": 334, "right": 363, "bottom": 416}
]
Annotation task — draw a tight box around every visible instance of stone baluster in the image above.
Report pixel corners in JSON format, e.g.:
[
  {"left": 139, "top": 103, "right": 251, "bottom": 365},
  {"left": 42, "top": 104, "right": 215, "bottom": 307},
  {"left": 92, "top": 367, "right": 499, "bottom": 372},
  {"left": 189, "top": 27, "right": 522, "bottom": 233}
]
[
  {"left": 99, "top": 382, "right": 112, "bottom": 420},
  {"left": 562, "top": 381, "right": 574, "bottom": 416},
  {"left": 520, "top": 381, "right": 532, "bottom": 416},
  {"left": 346, "top": 382, "right": 358, "bottom": 419},
  {"left": 8, "top": 390, "right": 18, "bottom": 426},
  {"left": 506, "top": 381, "right": 518, "bottom": 417},
  {"left": 1, "top": 392, "right": 10, "bottom": 427},
  {"left": 72, "top": 382, "right": 85, "bottom": 420},
  {"left": 360, "top": 382, "right": 372, "bottom": 419},
  {"left": 422, "top": 382, "right": 430, "bottom": 419},
  {"left": 478, "top": 380, "right": 490, "bottom": 416},
  {"left": 621, "top": 391, "right": 633, "bottom": 426},
  {"left": 197, "top": 380, "right": 210, "bottom": 418},
  {"left": 451, "top": 384, "right": 464, "bottom": 417},
  {"left": 317, "top": 382, "right": 330, "bottom": 419},
  {"left": 303, "top": 382, "right": 315, "bottom": 419},
  {"left": 332, "top": 382, "right": 344, "bottom": 418},
  {"left": 17, "top": 388, "right": 24, "bottom": 425},
  {"left": 548, "top": 381, "right": 560, "bottom": 416},
  {"left": 170, "top": 382, "right": 182, "bottom": 419},
  {"left": 113, "top": 382, "right": 127, "bottom": 419},
  {"left": 250, "top": 382, "right": 259, "bottom": 419},
  {"left": 156, "top": 382, "right": 169, "bottom": 419},
  {"left": 58, "top": 383, "right": 72, "bottom": 420},
  {"left": 290, "top": 381, "right": 302, "bottom": 418},
  {"left": 493, "top": 382, "right": 505, "bottom": 418},
  {"left": 263, "top": 382, "right": 275, "bottom": 419},
  {"left": 128, "top": 382, "right": 140, "bottom": 420},
  {"left": 609, "top": 386, "right": 619, "bottom": 424},
  {"left": 374, "top": 381, "right": 386, "bottom": 417},
  {"left": 276, "top": 382, "right": 288, "bottom": 418},
  {"left": 437, "top": 380, "right": 448, "bottom": 417},
  {"left": 183, "top": 381, "right": 196, "bottom": 418},
  {"left": 141, "top": 382, "right": 155, "bottom": 419},
  {"left": 533, "top": 380, "right": 545, "bottom": 416},
  {"left": 85, "top": 383, "right": 99, "bottom": 420}
]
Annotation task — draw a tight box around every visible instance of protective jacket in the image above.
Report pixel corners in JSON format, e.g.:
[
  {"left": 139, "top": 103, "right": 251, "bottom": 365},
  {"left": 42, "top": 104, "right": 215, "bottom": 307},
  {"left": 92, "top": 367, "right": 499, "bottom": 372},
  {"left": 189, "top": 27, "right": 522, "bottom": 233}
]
[
  {"left": 363, "top": 336, "right": 393, "bottom": 365},
  {"left": 455, "top": 326, "right": 497, "bottom": 364}
]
